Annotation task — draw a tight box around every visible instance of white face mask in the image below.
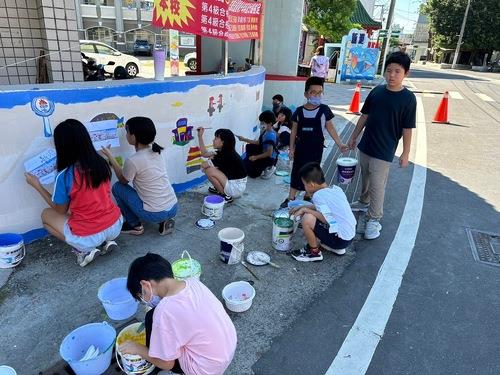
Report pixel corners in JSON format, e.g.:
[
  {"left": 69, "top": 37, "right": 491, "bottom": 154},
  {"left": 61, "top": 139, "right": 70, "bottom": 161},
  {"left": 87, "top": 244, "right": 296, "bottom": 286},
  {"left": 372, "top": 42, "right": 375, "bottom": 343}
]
[{"left": 140, "top": 284, "right": 161, "bottom": 308}]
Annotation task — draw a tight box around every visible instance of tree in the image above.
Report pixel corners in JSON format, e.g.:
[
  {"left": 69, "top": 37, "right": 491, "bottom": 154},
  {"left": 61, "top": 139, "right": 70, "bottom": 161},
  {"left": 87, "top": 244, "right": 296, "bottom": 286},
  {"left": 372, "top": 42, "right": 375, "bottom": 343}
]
[
  {"left": 424, "top": 0, "right": 500, "bottom": 52},
  {"left": 303, "top": 0, "right": 358, "bottom": 42}
]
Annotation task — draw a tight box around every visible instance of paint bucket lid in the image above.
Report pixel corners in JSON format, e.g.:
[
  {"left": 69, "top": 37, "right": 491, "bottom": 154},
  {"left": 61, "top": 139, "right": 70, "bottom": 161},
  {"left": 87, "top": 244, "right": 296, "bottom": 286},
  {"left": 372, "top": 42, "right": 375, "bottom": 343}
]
[
  {"left": 195, "top": 218, "right": 215, "bottom": 229},
  {"left": 274, "top": 170, "right": 289, "bottom": 177},
  {"left": 246, "top": 251, "right": 271, "bottom": 266},
  {"left": 274, "top": 218, "right": 294, "bottom": 227},
  {"left": 336, "top": 157, "right": 358, "bottom": 167},
  {"left": 0, "top": 366, "right": 17, "bottom": 375}
]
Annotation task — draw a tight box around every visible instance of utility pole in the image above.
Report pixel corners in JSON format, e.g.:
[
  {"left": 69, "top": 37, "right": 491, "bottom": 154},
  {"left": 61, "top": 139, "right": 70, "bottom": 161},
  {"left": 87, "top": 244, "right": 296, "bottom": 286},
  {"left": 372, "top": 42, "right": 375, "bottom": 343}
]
[
  {"left": 380, "top": 0, "right": 396, "bottom": 74},
  {"left": 452, "top": 0, "right": 471, "bottom": 69}
]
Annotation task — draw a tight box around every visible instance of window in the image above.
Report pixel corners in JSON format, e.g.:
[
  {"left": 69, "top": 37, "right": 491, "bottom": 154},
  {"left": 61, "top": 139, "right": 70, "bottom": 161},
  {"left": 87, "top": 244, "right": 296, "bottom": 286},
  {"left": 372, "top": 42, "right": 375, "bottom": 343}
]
[
  {"left": 96, "top": 45, "right": 116, "bottom": 55},
  {"left": 80, "top": 43, "right": 96, "bottom": 53}
]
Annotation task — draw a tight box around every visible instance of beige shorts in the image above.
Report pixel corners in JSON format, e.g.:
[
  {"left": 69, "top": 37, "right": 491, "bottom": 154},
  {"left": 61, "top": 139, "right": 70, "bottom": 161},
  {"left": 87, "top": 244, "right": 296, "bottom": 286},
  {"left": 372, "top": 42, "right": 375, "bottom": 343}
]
[{"left": 224, "top": 177, "right": 247, "bottom": 198}]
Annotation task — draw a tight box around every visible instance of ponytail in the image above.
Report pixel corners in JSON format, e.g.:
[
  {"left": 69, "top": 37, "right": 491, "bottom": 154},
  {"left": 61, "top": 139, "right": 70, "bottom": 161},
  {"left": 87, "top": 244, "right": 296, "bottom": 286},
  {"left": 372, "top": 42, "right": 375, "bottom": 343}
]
[{"left": 152, "top": 142, "right": 164, "bottom": 154}]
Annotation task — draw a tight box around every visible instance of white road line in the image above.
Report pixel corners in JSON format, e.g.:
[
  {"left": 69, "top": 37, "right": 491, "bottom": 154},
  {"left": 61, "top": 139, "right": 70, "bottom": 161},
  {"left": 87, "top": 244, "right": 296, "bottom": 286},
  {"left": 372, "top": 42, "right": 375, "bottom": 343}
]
[
  {"left": 449, "top": 91, "right": 463, "bottom": 100},
  {"left": 475, "top": 93, "right": 494, "bottom": 102},
  {"left": 325, "top": 97, "right": 428, "bottom": 375},
  {"left": 423, "top": 93, "right": 435, "bottom": 98}
]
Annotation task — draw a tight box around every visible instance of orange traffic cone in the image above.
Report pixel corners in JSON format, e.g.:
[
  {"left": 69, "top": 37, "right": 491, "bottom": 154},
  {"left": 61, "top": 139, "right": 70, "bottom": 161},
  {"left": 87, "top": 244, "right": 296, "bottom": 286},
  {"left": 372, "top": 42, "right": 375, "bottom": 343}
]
[
  {"left": 432, "top": 91, "right": 450, "bottom": 124},
  {"left": 347, "top": 83, "right": 361, "bottom": 115}
]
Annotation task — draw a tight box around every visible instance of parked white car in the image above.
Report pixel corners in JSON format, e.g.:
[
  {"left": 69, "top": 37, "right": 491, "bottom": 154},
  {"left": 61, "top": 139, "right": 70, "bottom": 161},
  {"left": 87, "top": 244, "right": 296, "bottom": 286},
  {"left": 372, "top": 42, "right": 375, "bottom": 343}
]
[
  {"left": 184, "top": 52, "right": 197, "bottom": 71},
  {"left": 80, "top": 40, "right": 141, "bottom": 77}
]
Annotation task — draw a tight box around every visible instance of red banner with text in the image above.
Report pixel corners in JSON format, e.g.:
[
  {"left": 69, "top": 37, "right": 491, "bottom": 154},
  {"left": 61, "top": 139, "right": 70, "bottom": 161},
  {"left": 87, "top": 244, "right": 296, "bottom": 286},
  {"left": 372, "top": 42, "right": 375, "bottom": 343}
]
[{"left": 153, "top": 0, "right": 262, "bottom": 41}]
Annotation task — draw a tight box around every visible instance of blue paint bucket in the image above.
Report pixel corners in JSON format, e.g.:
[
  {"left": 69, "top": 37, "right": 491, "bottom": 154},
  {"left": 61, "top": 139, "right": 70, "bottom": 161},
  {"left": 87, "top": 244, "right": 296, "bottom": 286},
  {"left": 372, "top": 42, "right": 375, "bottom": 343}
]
[
  {"left": 59, "top": 322, "right": 116, "bottom": 375},
  {"left": 97, "top": 277, "right": 138, "bottom": 321},
  {"left": 0, "top": 233, "right": 25, "bottom": 269}
]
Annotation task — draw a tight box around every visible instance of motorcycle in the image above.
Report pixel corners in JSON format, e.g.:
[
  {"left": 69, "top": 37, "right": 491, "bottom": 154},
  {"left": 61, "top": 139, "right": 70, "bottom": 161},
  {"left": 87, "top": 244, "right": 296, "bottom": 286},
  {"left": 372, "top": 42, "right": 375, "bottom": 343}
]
[{"left": 81, "top": 53, "right": 115, "bottom": 81}]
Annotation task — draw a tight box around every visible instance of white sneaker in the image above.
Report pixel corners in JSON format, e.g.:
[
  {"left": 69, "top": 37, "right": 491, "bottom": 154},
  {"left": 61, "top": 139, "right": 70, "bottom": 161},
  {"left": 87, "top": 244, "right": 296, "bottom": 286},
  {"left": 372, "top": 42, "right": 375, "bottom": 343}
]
[
  {"left": 76, "top": 248, "right": 100, "bottom": 267},
  {"left": 260, "top": 166, "right": 276, "bottom": 180},
  {"left": 100, "top": 240, "right": 117, "bottom": 255},
  {"left": 350, "top": 200, "right": 369, "bottom": 212},
  {"left": 320, "top": 243, "right": 346, "bottom": 255},
  {"left": 364, "top": 219, "right": 382, "bottom": 240}
]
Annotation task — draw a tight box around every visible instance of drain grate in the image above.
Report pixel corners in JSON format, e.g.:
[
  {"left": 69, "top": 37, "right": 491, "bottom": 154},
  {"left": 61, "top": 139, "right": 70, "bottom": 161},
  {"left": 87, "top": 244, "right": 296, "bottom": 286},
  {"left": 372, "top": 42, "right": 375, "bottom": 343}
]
[{"left": 466, "top": 228, "right": 500, "bottom": 267}]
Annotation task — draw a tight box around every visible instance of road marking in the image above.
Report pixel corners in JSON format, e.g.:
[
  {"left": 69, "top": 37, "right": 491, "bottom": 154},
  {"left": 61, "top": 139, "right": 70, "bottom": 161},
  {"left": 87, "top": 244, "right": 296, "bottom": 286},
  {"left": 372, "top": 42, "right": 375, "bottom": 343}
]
[
  {"left": 449, "top": 91, "right": 463, "bottom": 100},
  {"left": 475, "top": 93, "right": 494, "bottom": 102},
  {"left": 325, "top": 97, "right": 427, "bottom": 375},
  {"left": 423, "top": 93, "right": 435, "bottom": 98}
]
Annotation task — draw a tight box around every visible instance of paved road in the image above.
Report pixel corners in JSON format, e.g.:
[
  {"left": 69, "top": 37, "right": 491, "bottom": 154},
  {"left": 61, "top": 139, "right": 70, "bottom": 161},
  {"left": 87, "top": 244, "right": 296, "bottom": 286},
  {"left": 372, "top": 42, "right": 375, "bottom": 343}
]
[{"left": 253, "top": 66, "right": 500, "bottom": 374}]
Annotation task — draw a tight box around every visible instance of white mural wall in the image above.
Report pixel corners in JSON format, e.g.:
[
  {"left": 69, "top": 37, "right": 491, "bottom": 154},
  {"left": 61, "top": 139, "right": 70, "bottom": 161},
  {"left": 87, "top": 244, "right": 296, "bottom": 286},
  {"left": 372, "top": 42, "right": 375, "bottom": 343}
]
[{"left": 0, "top": 67, "right": 265, "bottom": 241}]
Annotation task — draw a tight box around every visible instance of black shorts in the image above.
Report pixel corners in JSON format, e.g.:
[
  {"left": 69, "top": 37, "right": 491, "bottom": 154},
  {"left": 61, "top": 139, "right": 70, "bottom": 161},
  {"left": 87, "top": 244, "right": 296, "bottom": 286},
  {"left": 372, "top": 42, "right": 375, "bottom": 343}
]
[{"left": 314, "top": 221, "right": 352, "bottom": 249}]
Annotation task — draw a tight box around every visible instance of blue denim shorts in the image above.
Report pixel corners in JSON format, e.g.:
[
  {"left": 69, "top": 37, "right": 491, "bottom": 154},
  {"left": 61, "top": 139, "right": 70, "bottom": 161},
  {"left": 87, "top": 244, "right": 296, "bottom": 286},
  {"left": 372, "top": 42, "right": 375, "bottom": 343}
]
[{"left": 64, "top": 216, "right": 123, "bottom": 253}]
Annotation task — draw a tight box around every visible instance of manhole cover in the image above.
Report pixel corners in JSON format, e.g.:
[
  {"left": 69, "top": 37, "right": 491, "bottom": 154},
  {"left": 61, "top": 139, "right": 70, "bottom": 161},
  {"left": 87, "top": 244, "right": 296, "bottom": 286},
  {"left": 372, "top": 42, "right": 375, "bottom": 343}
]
[{"left": 466, "top": 228, "right": 500, "bottom": 267}]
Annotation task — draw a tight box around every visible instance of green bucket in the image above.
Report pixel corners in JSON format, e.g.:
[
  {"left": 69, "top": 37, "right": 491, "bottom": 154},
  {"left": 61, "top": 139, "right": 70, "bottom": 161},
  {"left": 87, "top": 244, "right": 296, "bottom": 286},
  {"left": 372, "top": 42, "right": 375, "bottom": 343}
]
[{"left": 172, "top": 251, "right": 202, "bottom": 280}]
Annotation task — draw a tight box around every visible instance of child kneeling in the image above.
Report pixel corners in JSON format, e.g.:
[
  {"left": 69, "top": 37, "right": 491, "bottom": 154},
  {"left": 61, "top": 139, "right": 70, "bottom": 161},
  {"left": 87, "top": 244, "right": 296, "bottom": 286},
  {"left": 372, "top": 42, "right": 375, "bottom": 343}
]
[
  {"left": 102, "top": 117, "right": 178, "bottom": 236},
  {"left": 290, "top": 162, "right": 356, "bottom": 262},
  {"left": 120, "top": 253, "right": 237, "bottom": 375}
]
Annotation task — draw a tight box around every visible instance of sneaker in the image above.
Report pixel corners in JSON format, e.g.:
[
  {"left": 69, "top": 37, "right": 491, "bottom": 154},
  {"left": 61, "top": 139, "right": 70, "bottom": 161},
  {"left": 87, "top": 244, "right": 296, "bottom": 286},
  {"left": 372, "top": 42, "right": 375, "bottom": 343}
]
[
  {"left": 208, "top": 186, "right": 220, "bottom": 194},
  {"left": 291, "top": 245, "right": 323, "bottom": 262},
  {"left": 76, "top": 248, "right": 100, "bottom": 267},
  {"left": 121, "top": 222, "right": 144, "bottom": 235},
  {"left": 320, "top": 243, "right": 346, "bottom": 255},
  {"left": 159, "top": 219, "right": 175, "bottom": 236},
  {"left": 364, "top": 219, "right": 382, "bottom": 240},
  {"left": 261, "top": 166, "right": 276, "bottom": 180},
  {"left": 100, "top": 240, "right": 117, "bottom": 255},
  {"left": 222, "top": 194, "right": 234, "bottom": 203},
  {"left": 350, "top": 200, "right": 370, "bottom": 212},
  {"left": 280, "top": 198, "right": 291, "bottom": 209}
]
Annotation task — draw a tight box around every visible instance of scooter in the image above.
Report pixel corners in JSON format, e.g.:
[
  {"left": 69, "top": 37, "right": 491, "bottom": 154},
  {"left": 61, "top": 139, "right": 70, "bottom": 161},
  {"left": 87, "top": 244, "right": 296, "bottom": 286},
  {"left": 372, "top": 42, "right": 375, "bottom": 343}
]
[{"left": 81, "top": 53, "right": 115, "bottom": 81}]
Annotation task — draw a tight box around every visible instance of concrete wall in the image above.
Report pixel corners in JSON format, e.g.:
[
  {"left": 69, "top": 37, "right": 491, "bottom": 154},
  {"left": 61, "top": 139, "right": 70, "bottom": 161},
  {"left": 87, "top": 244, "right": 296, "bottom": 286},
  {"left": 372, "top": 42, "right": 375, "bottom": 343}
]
[
  {"left": 261, "top": 0, "right": 303, "bottom": 76},
  {"left": 0, "top": 0, "right": 82, "bottom": 85},
  {"left": 0, "top": 67, "right": 265, "bottom": 239}
]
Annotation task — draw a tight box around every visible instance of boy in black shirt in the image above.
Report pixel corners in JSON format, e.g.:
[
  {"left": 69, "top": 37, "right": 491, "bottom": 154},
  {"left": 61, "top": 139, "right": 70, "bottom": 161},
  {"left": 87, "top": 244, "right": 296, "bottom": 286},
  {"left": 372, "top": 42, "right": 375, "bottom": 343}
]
[{"left": 348, "top": 51, "right": 416, "bottom": 240}]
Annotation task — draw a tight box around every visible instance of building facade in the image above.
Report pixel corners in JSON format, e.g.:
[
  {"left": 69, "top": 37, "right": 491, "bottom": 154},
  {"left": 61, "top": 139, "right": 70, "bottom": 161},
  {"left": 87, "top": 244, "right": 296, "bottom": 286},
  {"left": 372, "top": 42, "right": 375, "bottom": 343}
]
[{"left": 413, "top": 13, "right": 429, "bottom": 61}]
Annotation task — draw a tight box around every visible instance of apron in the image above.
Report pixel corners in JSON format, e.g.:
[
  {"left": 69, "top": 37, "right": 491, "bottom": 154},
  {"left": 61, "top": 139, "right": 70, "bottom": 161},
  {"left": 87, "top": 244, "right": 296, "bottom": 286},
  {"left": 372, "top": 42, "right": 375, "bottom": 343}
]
[{"left": 290, "top": 106, "right": 325, "bottom": 190}]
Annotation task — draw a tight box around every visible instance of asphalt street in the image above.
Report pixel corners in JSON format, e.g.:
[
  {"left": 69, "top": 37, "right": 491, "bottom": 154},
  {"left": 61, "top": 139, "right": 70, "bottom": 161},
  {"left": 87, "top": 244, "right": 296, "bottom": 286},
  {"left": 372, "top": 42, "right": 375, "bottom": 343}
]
[{"left": 253, "top": 65, "right": 500, "bottom": 375}]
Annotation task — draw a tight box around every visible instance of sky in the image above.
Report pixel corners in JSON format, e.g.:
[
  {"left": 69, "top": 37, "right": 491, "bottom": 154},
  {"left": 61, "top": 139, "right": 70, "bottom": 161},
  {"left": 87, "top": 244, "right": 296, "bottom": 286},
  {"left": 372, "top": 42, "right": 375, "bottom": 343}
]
[{"left": 374, "top": 0, "right": 423, "bottom": 34}]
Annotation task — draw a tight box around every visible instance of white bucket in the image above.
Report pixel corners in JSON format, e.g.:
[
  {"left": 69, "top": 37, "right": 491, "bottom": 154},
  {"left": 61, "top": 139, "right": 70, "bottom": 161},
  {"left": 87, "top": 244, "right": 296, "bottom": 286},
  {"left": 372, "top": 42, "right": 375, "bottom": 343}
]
[
  {"left": 336, "top": 157, "right": 358, "bottom": 185},
  {"left": 218, "top": 227, "right": 245, "bottom": 265},
  {"left": 222, "top": 281, "right": 255, "bottom": 313},
  {"left": 201, "top": 195, "right": 225, "bottom": 220},
  {"left": 116, "top": 323, "right": 155, "bottom": 375},
  {"left": 272, "top": 218, "right": 294, "bottom": 252},
  {"left": 0, "top": 234, "right": 25, "bottom": 269}
]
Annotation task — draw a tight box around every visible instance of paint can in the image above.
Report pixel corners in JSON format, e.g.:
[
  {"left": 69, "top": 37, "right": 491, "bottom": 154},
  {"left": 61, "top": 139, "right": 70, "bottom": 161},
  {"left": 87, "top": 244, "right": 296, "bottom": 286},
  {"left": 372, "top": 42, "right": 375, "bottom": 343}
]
[
  {"left": 218, "top": 227, "right": 245, "bottom": 265},
  {"left": 272, "top": 218, "right": 294, "bottom": 252},
  {"left": 172, "top": 251, "right": 202, "bottom": 280},
  {"left": 0, "top": 233, "right": 25, "bottom": 269},
  {"left": 201, "top": 195, "right": 225, "bottom": 220},
  {"left": 336, "top": 157, "right": 358, "bottom": 184},
  {"left": 116, "top": 323, "right": 155, "bottom": 375}
]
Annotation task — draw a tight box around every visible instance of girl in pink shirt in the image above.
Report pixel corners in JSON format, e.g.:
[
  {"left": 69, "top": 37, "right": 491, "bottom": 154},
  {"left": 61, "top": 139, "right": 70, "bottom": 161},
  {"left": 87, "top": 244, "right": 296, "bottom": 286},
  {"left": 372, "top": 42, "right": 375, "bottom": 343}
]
[{"left": 121, "top": 253, "right": 237, "bottom": 375}]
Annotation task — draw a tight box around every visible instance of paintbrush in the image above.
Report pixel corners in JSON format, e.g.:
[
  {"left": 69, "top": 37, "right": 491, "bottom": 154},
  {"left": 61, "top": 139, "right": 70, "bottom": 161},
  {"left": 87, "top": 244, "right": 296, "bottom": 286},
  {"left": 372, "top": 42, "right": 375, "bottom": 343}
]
[{"left": 241, "top": 261, "right": 259, "bottom": 280}]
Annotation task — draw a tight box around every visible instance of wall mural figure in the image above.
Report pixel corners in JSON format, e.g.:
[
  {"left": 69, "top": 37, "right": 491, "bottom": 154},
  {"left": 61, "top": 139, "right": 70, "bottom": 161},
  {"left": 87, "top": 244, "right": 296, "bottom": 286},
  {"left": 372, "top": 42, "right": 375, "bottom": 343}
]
[{"left": 172, "top": 117, "right": 194, "bottom": 146}]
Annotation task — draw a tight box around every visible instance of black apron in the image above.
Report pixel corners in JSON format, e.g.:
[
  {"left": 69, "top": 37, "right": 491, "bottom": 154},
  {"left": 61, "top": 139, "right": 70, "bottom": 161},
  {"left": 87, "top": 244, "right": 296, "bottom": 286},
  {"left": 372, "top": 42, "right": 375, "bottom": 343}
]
[{"left": 290, "top": 107, "right": 325, "bottom": 190}]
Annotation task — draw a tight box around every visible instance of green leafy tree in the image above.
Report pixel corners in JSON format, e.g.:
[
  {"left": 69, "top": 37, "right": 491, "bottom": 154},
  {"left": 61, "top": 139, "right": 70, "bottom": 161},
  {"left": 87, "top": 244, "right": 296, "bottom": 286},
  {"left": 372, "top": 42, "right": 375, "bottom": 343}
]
[
  {"left": 424, "top": 0, "right": 500, "bottom": 51},
  {"left": 304, "top": 0, "right": 358, "bottom": 42}
]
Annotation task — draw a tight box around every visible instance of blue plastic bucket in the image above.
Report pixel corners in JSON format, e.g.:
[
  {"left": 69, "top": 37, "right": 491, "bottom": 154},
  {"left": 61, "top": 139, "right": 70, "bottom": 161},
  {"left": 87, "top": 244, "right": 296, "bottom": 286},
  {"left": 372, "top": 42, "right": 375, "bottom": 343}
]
[
  {"left": 0, "top": 233, "right": 25, "bottom": 269},
  {"left": 97, "top": 277, "right": 138, "bottom": 321},
  {"left": 59, "top": 322, "right": 116, "bottom": 375}
]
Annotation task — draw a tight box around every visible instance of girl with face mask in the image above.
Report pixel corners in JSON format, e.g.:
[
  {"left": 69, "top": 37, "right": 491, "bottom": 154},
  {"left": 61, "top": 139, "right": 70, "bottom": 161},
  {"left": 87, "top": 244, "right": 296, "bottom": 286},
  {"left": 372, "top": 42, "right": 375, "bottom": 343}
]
[{"left": 121, "top": 253, "right": 237, "bottom": 375}]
